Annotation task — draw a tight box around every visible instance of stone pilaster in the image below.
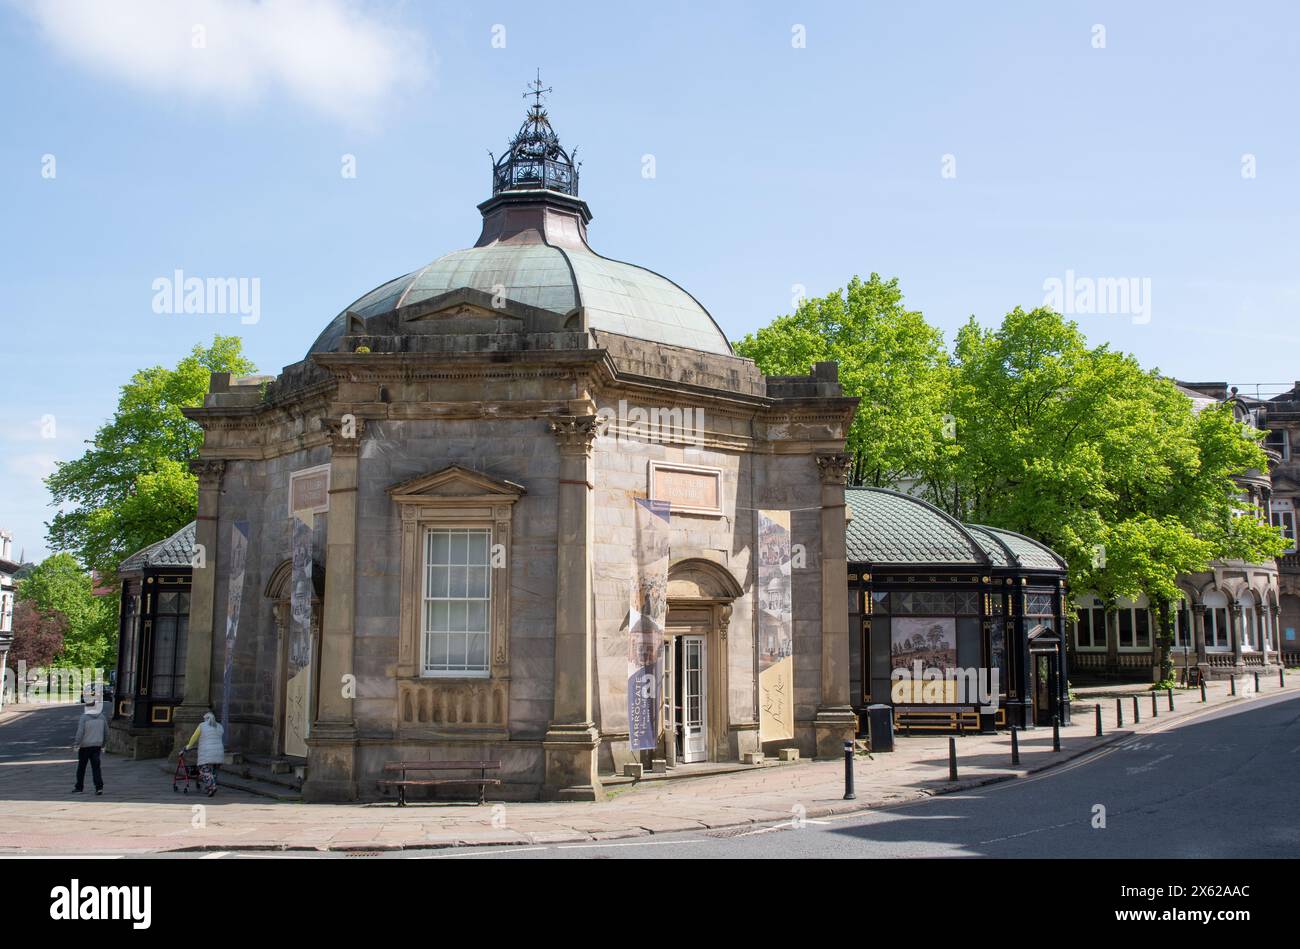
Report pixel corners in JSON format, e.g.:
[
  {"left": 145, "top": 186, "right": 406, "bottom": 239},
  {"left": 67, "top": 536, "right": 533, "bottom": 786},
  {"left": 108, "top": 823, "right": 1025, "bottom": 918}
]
[
  {"left": 813, "top": 452, "right": 857, "bottom": 758},
  {"left": 304, "top": 417, "right": 364, "bottom": 802},
  {"left": 176, "top": 460, "right": 224, "bottom": 747},
  {"left": 542, "top": 415, "right": 604, "bottom": 800}
]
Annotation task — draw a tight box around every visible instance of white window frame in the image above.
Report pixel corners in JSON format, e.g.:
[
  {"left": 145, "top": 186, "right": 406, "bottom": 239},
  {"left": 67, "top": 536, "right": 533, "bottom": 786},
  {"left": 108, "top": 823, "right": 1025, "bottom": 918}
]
[
  {"left": 420, "top": 526, "right": 493, "bottom": 678},
  {"left": 1270, "top": 502, "right": 1296, "bottom": 553},
  {"left": 1204, "top": 592, "right": 1231, "bottom": 651},
  {"left": 1073, "top": 595, "right": 1107, "bottom": 652}
]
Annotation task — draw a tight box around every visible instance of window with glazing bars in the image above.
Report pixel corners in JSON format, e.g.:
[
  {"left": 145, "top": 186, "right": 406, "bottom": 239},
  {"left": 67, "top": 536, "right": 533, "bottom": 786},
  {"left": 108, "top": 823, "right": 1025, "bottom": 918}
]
[{"left": 421, "top": 528, "right": 491, "bottom": 675}]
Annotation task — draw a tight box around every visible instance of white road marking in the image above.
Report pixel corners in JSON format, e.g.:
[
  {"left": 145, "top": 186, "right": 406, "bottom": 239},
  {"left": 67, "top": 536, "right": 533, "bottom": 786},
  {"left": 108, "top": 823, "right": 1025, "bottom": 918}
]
[
  {"left": 556, "top": 839, "right": 710, "bottom": 850},
  {"left": 200, "top": 851, "right": 230, "bottom": 859},
  {"left": 409, "top": 846, "right": 550, "bottom": 858}
]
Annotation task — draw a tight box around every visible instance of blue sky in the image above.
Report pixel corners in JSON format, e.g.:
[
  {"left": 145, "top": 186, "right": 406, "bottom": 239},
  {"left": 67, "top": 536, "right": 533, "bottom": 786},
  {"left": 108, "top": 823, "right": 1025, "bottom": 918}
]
[{"left": 2, "top": 1, "right": 1299, "bottom": 561}]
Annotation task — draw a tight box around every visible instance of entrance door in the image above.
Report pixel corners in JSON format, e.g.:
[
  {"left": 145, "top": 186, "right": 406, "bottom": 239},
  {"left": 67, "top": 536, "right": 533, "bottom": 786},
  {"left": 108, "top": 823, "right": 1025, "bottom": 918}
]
[
  {"left": 679, "top": 635, "right": 708, "bottom": 763},
  {"left": 1032, "top": 652, "right": 1056, "bottom": 726}
]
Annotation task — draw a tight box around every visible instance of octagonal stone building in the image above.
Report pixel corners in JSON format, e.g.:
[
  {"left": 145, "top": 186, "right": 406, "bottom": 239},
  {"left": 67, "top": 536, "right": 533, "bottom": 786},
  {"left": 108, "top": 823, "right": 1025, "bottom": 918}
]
[{"left": 177, "top": 93, "right": 858, "bottom": 801}]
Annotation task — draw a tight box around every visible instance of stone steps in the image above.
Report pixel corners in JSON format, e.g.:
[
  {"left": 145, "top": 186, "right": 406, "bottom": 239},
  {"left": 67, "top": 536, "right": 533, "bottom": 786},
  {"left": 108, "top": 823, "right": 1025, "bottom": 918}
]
[{"left": 160, "top": 752, "right": 305, "bottom": 801}]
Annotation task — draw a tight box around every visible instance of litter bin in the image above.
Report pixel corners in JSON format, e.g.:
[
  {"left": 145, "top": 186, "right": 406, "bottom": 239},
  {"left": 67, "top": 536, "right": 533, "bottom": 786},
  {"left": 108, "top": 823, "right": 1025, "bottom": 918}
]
[{"left": 866, "top": 704, "right": 894, "bottom": 753}]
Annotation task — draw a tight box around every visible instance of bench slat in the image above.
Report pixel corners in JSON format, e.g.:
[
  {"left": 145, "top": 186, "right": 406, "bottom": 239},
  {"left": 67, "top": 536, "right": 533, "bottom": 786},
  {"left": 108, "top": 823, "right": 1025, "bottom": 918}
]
[
  {"left": 381, "top": 760, "right": 501, "bottom": 772},
  {"left": 381, "top": 778, "right": 503, "bottom": 787}
]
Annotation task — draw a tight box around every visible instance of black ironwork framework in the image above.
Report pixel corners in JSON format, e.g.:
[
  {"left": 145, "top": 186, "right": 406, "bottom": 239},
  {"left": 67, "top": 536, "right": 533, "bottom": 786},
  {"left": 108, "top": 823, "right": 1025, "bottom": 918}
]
[{"left": 490, "top": 72, "right": 580, "bottom": 196}]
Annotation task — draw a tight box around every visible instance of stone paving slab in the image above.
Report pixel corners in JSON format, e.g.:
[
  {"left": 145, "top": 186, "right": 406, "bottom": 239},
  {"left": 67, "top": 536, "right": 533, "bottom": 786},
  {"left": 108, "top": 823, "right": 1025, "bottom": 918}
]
[{"left": 0, "top": 678, "right": 1293, "bottom": 854}]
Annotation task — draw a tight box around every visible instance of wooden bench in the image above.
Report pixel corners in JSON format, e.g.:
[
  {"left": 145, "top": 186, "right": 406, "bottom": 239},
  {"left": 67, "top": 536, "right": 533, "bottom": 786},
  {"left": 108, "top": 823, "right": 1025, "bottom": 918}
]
[
  {"left": 379, "top": 760, "right": 501, "bottom": 806},
  {"left": 893, "top": 705, "right": 1003, "bottom": 734}
]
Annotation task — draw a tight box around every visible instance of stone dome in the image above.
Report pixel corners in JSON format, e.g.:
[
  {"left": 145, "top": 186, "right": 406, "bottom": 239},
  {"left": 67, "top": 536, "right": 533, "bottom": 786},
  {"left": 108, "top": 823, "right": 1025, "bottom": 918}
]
[{"left": 309, "top": 90, "right": 731, "bottom": 359}]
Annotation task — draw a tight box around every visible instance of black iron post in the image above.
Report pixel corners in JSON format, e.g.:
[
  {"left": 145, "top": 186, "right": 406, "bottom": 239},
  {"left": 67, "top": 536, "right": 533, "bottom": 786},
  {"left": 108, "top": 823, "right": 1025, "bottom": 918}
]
[
  {"left": 1052, "top": 715, "right": 1060, "bottom": 752},
  {"left": 1095, "top": 703, "right": 1103, "bottom": 737},
  {"left": 1167, "top": 687, "right": 1174, "bottom": 711},
  {"left": 1011, "top": 726, "right": 1020, "bottom": 765},
  {"left": 948, "top": 737, "right": 958, "bottom": 781},
  {"left": 1151, "top": 691, "right": 1158, "bottom": 718},
  {"left": 842, "top": 740, "right": 855, "bottom": 800},
  {"left": 1254, "top": 671, "right": 1260, "bottom": 693},
  {"left": 1200, "top": 680, "right": 1207, "bottom": 702},
  {"left": 1230, "top": 676, "right": 1237, "bottom": 696},
  {"left": 1133, "top": 694, "right": 1140, "bottom": 723},
  {"left": 1116, "top": 697, "right": 1124, "bottom": 727}
]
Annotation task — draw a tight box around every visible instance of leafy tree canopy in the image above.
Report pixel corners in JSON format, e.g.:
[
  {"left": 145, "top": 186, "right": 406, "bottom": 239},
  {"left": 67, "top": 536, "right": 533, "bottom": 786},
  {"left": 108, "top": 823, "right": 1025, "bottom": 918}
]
[
  {"left": 18, "top": 553, "right": 117, "bottom": 669},
  {"left": 44, "top": 336, "right": 254, "bottom": 578},
  {"left": 735, "top": 274, "right": 955, "bottom": 488}
]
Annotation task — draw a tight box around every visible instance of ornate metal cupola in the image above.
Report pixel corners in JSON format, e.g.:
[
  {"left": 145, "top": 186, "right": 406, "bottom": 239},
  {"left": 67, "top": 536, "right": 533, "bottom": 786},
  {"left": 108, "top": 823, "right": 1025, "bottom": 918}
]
[{"left": 490, "top": 72, "right": 580, "bottom": 197}]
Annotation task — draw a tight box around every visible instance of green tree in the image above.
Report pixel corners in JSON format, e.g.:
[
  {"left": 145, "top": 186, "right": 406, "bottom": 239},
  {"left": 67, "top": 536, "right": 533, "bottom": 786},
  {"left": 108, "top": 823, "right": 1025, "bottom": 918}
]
[
  {"left": 18, "top": 553, "right": 117, "bottom": 669},
  {"left": 44, "top": 336, "right": 255, "bottom": 578},
  {"left": 735, "top": 274, "right": 953, "bottom": 487},
  {"left": 931, "top": 307, "right": 1286, "bottom": 679}
]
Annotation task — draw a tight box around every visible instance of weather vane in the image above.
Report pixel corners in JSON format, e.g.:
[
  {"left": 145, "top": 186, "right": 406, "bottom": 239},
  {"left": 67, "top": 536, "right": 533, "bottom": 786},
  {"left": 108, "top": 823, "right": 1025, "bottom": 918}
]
[{"left": 524, "top": 68, "right": 551, "bottom": 111}]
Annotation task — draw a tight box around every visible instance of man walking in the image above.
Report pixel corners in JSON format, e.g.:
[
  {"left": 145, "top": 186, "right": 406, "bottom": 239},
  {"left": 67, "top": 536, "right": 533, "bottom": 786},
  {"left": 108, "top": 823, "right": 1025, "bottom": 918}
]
[{"left": 71, "top": 702, "right": 107, "bottom": 795}]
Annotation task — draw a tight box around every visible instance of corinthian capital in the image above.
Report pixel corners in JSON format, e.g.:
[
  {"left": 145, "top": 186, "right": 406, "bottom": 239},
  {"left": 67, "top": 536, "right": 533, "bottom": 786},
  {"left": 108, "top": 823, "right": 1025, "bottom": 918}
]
[
  {"left": 189, "top": 459, "right": 226, "bottom": 486},
  {"left": 324, "top": 414, "right": 367, "bottom": 453},
  {"left": 815, "top": 452, "right": 852, "bottom": 486},
  {"left": 548, "top": 415, "right": 600, "bottom": 457}
]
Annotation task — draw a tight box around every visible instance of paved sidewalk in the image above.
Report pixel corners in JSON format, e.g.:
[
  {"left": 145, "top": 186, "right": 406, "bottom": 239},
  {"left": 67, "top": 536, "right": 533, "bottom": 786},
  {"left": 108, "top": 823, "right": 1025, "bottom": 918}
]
[{"left": 0, "top": 677, "right": 1293, "bottom": 854}]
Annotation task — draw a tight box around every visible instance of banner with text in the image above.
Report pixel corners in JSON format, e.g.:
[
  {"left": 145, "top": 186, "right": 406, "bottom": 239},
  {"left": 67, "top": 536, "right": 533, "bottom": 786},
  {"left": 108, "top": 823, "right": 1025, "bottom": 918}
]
[
  {"left": 757, "top": 509, "right": 794, "bottom": 743},
  {"left": 629, "top": 498, "right": 671, "bottom": 752},
  {"left": 221, "top": 520, "right": 250, "bottom": 738}
]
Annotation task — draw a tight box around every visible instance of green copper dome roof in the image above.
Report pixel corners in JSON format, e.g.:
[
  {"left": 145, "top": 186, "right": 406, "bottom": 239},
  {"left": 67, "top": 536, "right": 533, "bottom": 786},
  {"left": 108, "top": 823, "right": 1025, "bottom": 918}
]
[
  {"left": 310, "top": 234, "right": 730, "bottom": 357},
  {"left": 845, "top": 488, "right": 1067, "bottom": 571}
]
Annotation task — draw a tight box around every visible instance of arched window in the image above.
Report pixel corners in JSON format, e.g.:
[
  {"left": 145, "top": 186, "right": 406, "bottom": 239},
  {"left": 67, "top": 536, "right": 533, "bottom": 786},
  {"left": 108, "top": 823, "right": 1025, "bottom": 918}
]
[
  {"left": 1203, "top": 590, "right": 1230, "bottom": 650},
  {"left": 1116, "top": 594, "right": 1151, "bottom": 651},
  {"left": 1238, "top": 591, "right": 1258, "bottom": 651},
  {"left": 1072, "top": 593, "right": 1106, "bottom": 650}
]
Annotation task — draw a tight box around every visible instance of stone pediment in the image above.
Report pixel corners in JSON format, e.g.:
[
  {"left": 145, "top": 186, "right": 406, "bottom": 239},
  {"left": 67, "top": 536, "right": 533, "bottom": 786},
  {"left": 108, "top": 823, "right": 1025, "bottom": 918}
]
[
  {"left": 397, "top": 288, "right": 526, "bottom": 326},
  {"left": 387, "top": 464, "right": 526, "bottom": 504}
]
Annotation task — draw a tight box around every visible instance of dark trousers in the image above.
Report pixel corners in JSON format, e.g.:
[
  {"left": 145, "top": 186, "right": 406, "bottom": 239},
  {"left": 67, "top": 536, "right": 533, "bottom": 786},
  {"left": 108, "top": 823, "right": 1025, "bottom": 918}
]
[{"left": 75, "top": 746, "right": 103, "bottom": 791}]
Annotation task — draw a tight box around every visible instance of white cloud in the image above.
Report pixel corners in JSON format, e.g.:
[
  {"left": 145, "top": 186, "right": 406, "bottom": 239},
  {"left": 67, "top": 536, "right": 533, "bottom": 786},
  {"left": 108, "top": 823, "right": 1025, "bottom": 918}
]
[{"left": 16, "top": 0, "right": 429, "bottom": 124}]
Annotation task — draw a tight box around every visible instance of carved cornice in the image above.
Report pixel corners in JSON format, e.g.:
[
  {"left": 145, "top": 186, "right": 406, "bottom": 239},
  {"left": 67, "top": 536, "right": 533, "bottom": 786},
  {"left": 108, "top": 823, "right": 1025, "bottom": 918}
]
[
  {"left": 548, "top": 415, "right": 600, "bottom": 457},
  {"left": 815, "top": 452, "right": 852, "bottom": 486}
]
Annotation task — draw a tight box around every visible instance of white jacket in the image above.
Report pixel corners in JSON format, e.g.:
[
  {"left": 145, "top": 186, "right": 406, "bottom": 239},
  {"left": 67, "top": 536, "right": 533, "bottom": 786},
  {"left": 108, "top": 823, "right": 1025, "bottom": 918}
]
[{"left": 188, "top": 713, "right": 226, "bottom": 766}]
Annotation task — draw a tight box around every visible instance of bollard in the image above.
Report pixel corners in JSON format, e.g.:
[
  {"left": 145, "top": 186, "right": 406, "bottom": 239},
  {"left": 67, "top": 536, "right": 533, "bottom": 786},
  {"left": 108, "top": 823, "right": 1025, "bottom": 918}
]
[
  {"left": 1282, "top": 667, "right": 1286, "bottom": 687},
  {"left": 1230, "top": 676, "right": 1237, "bottom": 696},
  {"left": 1200, "top": 680, "right": 1207, "bottom": 702},
  {"left": 1254, "top": 672, "right": 1260, "bottom": 693},
  {"left": 843, "top": 740, "right": 856, "bottom": 800},
  {"left": 1151, "top": 691, "right": 1158, "bottom": 718},
  {"left": 1052, "top": 715, "right": 1061, "bottom": 752},
  {"left": 948, "top": 737, "right": 958, "bottom": 781},
  {"left": 1168, "top": 687, "right": 1174, "bottom": 711},
  {"left": 1116, "top": 697, "right": 1124, "bottom": 727},
  {"left": 1133, "top": 694, "right": 1140, "bottom": 724},
  {"left": 1011, "top": 726, "right": 1021, "bottom": 766},
  {"left": 1095, "top": 703, "right": 1103, "bottom": 737}
]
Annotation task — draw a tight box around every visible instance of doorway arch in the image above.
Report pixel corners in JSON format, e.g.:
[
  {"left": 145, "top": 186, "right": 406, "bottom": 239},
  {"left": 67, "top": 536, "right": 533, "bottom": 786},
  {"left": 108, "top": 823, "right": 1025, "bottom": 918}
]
[
  {"left": 664, "top": 559, "right": 741, "bottom": 764},
  {"left": 265, "top": 558, "right": 324, "bottom": 758}
]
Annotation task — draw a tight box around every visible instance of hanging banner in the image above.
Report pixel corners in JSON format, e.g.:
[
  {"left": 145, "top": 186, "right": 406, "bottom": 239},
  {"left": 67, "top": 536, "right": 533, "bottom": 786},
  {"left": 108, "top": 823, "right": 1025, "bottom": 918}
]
[
  {"left": 757, "top": 510, "right": 794, "bottom": 742},
  {"left": 285, "top": 510, "right": 314, "bottom": 757},
  {"left": 289, "top": 511, "right": 314, "bottom": 673},
  {"left": 221, "top": 520, "right": 250, "bottom": 740},
  {"left": 629, "top": 498, "right": 671, "bottom": 752}
]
